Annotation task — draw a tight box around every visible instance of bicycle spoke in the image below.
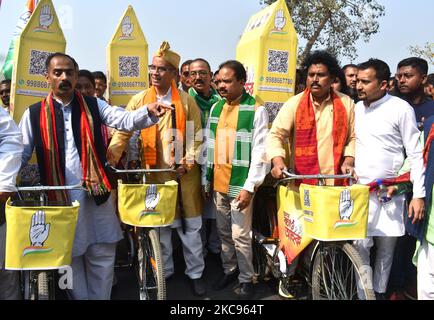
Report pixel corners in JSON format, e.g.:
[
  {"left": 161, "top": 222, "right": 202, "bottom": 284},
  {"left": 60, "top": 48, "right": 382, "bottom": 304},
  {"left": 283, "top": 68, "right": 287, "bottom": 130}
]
[{"left": 314, "top": 244, "right": 363, "bottom": 300}]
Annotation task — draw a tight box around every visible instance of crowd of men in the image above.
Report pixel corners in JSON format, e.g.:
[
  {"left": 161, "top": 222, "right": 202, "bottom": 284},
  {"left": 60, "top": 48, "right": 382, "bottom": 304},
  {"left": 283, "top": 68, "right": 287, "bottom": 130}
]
[{"left": 0, "top": 41, "right": 433, "bottom": 301}]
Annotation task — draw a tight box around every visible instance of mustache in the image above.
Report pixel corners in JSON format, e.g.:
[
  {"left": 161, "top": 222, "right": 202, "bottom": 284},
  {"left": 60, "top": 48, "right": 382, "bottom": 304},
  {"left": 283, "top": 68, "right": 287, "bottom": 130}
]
[
  {"left": 310, "top": 83, "right": 321, "bottom": 88},
  {"left": 59, "top": 81, "right": 72, "bottom": 89},
  {"left": 194, "top": 79, "right": 204, "bottom": 84}
]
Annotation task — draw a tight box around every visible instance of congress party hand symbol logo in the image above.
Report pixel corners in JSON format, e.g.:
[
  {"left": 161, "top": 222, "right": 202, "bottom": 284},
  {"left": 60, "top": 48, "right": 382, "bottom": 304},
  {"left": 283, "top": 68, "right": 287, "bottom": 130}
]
[
  {"left": 23, "top": 210, "right": 53, "bottom": 256},
  {"left": 334, "top": 189, "right": 357, "bottom": 229},
  {"left": 139, "top": 185, "right": 161, "bottom": 219},
  {"left": 39, "top": 5, "right": 54, "bottom": 29},
  {"left": 274, "top": 9, "right": 286, "bottom": 31},
  {"left": 121, "top": 16, "right": 134, "bottom": 38}
]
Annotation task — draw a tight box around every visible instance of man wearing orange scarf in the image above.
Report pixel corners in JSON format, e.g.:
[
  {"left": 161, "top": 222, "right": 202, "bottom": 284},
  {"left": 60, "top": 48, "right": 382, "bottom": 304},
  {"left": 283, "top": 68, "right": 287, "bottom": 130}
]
[
  {"left": 107, "top": 42, "right": 206, "bottom": 297},
  {"left": 268, "top": 50, "right": 356, "bottom": 182},
  {"left": 266, "top": 51, "right": 356, "bottom": 297}
]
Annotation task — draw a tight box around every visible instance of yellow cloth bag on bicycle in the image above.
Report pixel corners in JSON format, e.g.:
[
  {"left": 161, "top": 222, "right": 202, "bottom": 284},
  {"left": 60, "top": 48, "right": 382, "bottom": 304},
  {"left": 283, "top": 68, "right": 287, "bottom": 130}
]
[
  {"left": 117, "top": 180, "right": 178, "bottom": 227},
  {"left": 299, "top": 184, "right": 369, "bottom": 241},
  {"left": 5, "top": 199, "right": 80, "bottom": 270},
  {"left": 277, "top": 185, "right": 313, "bottom": 265}
]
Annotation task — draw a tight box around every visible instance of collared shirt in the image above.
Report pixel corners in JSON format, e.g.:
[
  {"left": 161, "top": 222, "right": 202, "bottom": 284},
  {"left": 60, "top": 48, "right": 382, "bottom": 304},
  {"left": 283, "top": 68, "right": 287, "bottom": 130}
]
[
  {"left": 355, "top": 94, "right": 426, "bottom": 236},
  {"left": 355, "top": 94, "right": 425, "bottom": 198},
  {"left": 19, "top": 97, "right": 159, "bottom": 256},
  {"left": 266, "top": 91, "right": 356, "bottom": 181},
  {"left": 0, "top": 107, "right": 23, "bottom": 192},
  {"left": 2, "top": 105, "right": 10, "bottom": 113}
]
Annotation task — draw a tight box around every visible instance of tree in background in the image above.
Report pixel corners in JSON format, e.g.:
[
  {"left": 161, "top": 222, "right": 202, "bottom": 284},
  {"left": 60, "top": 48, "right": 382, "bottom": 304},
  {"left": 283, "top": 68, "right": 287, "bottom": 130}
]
[
  {"left": 261, "top": 0, "right": 385, "bottom": 64},
  {"left": 409, "top": 42, "right": 434, "bottom": 66}
]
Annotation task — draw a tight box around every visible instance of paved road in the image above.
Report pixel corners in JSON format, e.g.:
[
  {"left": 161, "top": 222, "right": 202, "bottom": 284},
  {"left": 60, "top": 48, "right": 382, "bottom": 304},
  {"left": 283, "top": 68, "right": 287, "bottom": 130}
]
[{"left": 110, "top": 234, "right": 281, "bottom": 301}]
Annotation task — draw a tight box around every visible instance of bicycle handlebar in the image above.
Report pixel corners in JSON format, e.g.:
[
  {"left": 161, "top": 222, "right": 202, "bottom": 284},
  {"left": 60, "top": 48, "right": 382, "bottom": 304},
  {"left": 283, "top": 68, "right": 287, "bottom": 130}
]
[
  {"left": 276, "top": 170, "right": 355, "bottom": 187},
  {"left": 108, "top": 166, "right": 176, "bottom": 174},
  {"left": 15, "top": 184, "right": 86, "bottom": 192}
]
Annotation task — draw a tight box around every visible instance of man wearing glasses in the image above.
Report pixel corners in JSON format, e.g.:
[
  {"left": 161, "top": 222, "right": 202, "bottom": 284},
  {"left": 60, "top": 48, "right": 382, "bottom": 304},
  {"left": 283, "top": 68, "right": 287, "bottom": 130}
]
[
  {"left": 188, "top": 59, "right": 222, "bottom": 259},
  {"left": 107, "top": 42, "right": 206, "bottom": 297}
]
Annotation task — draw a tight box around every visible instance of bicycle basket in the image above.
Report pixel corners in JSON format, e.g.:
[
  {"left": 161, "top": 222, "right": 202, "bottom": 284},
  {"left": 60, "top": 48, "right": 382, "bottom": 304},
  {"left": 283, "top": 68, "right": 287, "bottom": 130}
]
[
  {"left": 299, "top": 184, "right": 369, "bottom": 241},
  {"left": 5, "top": 199, "right": 80, "bottom": 270},
  {"left": 277, "top": 185, "right": 313, "bottom": 265},
  {"left": 117, "top": 180, "right": 178, "bottom": 227}
]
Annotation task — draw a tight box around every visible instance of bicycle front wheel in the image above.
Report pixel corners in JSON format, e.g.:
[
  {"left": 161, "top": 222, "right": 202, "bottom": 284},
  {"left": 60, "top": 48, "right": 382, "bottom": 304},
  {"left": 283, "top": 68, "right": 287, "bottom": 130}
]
[
  {"left": 23, "top": 271, "right": 55, "bottom": 300},
  {"left": 311, "top": 242, "right": 375, "bottom": 300},
  {"left": 138, "top": 228, "right": 166, "bottom": 300}
]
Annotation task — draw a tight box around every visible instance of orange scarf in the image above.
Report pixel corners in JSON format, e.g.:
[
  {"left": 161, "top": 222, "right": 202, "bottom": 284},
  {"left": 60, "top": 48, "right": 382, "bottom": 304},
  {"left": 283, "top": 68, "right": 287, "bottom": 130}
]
[
  {"left": 140, "top": 81, "right": 185, "bottom": 166},
  {"left": 40, "top": 91, "right": 112, "bottom": 201},
  {"left": 294, "top": 89, "right": 348, "bottom": 185}
]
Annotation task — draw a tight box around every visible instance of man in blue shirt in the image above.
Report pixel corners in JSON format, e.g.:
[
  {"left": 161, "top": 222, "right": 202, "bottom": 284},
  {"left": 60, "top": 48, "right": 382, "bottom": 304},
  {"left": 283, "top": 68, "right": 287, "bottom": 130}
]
[
  {"left": 396, "top": 57, "right": 434, "bottom": 130},
  {"left": 388, "top": 57, "right": 433, "bottom": 300}
]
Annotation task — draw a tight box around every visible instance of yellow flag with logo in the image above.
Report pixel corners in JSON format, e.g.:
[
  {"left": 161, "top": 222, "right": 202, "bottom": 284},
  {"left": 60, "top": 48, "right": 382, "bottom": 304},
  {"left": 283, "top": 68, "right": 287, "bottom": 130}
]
[
  {"left": 107, "top": 5, "right": 149, "bottom": 107},
  {"left": 299, "top": 184, "right": 370, "bottom": 241},
  {"left": 5, "top": 200, "right": 79, "bottom": 270},
  {"left": 236, "top": 0, "right": 298, "bottom": 125},
  {"left": 117, "top": 180, "right": 178, "bottom": 227},
  {"left": 10, "top": 0, "right": 66, "bottom": 124},
  {"left": 277, "top": 185, "right": 313, "bottom": 265}
]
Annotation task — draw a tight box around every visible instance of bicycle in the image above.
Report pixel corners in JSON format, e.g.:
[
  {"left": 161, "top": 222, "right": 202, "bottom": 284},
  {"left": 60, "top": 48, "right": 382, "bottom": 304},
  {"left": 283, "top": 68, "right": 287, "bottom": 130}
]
[
  {"left": 6, "top": 184, "right": 83, "bottom": 300},
  {"left": 111, "top": 167, "right": 178, "bottom": 300},
  {"left": 252, "top": 171, "right": 376, "bottom": 300}
]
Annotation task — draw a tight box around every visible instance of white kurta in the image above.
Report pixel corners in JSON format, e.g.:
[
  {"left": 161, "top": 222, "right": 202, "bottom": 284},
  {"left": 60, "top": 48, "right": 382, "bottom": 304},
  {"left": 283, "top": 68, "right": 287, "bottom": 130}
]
[{"left": 355, "top": 94, "right": 425, "bottom": 236}]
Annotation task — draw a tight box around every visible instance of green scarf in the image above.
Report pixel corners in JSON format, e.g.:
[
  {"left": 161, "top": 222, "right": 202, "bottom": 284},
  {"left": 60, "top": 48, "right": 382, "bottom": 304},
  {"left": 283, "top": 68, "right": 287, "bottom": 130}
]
[
  {"left": 189, "top": 87, "right": 221, "bottom": 127},
  {"left": 205, "top": 92, "right": 256, "bottom": 198}
]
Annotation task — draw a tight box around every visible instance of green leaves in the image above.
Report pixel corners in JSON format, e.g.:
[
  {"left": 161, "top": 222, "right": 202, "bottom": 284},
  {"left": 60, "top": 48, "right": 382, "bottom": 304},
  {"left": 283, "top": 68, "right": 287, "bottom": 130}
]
[{"left": 261, "top": 0, "right": 385, "bottom": 63}]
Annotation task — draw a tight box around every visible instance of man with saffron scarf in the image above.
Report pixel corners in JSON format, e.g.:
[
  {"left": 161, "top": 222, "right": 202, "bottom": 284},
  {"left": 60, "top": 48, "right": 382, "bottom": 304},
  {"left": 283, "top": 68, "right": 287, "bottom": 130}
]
[
  {"left": 267, "top": 50, "right": 356, "bottom": 183},
  {"left": 416, "top": 115, "right": 434, "bottom": 299},
  {"left": 18, "top": 52, "right": 171, "bottom": 300},
  {"left": 267, "top": 51, "right": 356, "bottom": 297},
  {"left": 188, "top": 58, "right": 222, "bottom": 257},
  {"left": 107, "top": 42, "right": 206, "bottom": 297}
]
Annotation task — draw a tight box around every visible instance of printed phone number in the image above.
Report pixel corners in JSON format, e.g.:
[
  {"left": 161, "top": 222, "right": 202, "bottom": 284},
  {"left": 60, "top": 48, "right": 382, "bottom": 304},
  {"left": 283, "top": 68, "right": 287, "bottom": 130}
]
[
  {"left": 112, "top": 81, "right": 146, "bottom": 87},
  {"left": 265, "top": 77, "right": 293, "bottom": 85},
  {"left": 25, "top": 80, "right": 49, "bottom": 89}
]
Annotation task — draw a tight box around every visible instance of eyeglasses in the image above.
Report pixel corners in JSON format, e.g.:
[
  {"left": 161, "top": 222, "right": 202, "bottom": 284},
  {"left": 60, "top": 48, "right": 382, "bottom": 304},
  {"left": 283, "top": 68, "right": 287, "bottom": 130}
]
[
  {"left": 190, "top": 70, "right": 209, "bottom": 78},
  {"left": 149, "top": 65, "right": 173, "bottom": 74}
]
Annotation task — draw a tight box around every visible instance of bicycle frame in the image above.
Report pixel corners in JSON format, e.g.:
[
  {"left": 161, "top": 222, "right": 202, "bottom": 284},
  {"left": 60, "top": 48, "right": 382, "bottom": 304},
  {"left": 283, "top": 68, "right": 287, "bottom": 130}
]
[{"left": 253, "top": 171, "right": 364, "bottom": 299}]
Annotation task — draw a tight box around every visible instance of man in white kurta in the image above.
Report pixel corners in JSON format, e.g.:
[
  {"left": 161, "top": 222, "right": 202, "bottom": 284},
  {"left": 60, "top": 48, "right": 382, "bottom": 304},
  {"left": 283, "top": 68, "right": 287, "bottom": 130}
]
[
  {"left": 354, "top": 59, "right": 425, "bottom": 299},
  {"left": 0, "top": 107, "right": 23, "bottom": 300}
]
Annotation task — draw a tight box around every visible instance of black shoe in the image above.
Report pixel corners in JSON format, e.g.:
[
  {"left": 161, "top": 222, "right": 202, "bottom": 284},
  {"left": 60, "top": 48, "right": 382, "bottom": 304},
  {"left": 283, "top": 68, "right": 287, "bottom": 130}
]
[
  {"left": 190, "top": 278, "right": 206, "bottom": 297},
  {"left": 239, "top": 282, "right": 254, "bottom": 300},
  {"left": 375, "top": 292, "right": 387, "bottom": 300},
  {"left": 213, "top": 270, "right": 239, "bottom": 291}
]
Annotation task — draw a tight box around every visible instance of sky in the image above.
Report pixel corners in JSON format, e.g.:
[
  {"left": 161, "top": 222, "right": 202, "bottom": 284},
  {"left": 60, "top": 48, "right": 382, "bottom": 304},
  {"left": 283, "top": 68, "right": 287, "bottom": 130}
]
[{"left": 0, "top": 0, "right": 432, "bottom": 75}]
